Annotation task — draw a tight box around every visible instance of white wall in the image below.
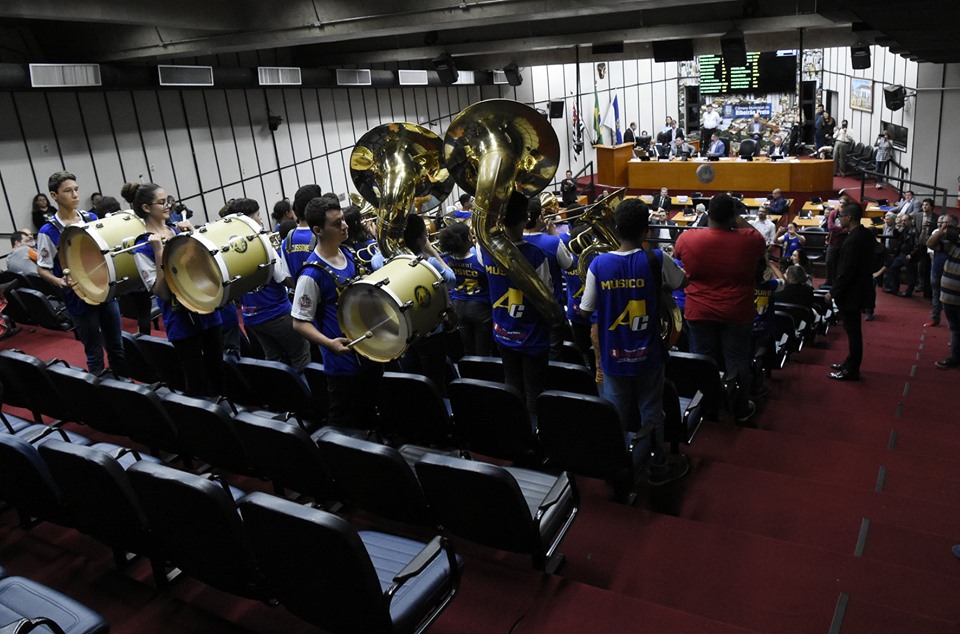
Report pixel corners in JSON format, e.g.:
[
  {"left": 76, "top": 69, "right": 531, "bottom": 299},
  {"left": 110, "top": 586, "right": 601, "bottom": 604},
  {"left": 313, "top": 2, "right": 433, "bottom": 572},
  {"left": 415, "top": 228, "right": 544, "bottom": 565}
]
[
  {"left": 911, "top": 62, "right": 960, "bottom": 204},
  {"left": 0, "top": 57, "right": 680, "bottom": 245},
  {"left": 821, "top": 45, "right": 918, "bottom": 180}
]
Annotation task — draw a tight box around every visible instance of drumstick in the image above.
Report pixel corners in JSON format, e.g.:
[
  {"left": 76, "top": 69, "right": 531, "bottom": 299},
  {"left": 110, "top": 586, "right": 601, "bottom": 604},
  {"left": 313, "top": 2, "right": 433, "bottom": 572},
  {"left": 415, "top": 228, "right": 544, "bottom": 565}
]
[
  {"left": 346, "top": 331, "right": 374, "bottom": 348},
  {"left": 61, "top": 268, "right": 78, "bottom": 288},
  {"left": 345, "top": 314, "right": 394, "bottom": 347}
]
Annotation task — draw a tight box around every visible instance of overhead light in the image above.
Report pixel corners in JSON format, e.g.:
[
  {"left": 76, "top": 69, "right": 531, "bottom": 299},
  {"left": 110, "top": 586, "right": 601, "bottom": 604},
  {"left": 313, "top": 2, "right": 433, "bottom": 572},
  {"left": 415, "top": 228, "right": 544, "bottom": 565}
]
[
  {"left": 398, "top": 70, "right": 429, "bottom": 85},
  {"left": 158, "top": 65, "right": 214, "bottom": 87},
  {"left": 336, "top": 69, "right": 372, "bottom": 86},
  {"left": 258, "top": 67, "right": 302, "bottom": 86},
  {"left": 29, "top": 64, "right": 101, "bottom": 88}
]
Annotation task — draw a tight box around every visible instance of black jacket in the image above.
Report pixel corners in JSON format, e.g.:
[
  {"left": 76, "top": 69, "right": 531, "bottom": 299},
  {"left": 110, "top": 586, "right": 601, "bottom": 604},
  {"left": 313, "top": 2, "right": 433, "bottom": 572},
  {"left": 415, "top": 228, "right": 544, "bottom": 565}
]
[{"left": 832, "top": 224, "right": 876, "bottom": 311}]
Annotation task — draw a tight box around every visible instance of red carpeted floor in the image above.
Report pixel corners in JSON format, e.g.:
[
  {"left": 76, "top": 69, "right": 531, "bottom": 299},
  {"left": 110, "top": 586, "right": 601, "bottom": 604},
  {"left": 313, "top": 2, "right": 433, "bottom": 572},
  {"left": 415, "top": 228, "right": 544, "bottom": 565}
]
[{"left": 1, "top": 287, "right": 959, "bottom": 633}]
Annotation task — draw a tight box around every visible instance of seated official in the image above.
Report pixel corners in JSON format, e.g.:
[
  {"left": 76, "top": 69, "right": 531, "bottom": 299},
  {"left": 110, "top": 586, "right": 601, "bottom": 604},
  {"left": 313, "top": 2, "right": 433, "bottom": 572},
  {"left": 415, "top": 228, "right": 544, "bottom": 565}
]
[
  {"left": 705, "top": 133, "right": 726, "bottom": 157},
  {"left": 767, "top": 188, "right": 788, "bottom": 215},
  {"left": 766, "top": 136, "right": 789, "bottom": 158},
  {"left": 669, "top": 136, "right": 696, "bottom": 158}
]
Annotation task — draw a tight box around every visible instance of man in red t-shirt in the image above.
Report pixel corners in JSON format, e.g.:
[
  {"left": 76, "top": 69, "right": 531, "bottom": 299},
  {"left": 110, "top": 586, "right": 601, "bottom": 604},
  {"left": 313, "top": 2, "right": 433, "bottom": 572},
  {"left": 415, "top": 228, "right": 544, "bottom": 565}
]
[{"left": 674, "top": 193, "right": 767, "bottom": 424}]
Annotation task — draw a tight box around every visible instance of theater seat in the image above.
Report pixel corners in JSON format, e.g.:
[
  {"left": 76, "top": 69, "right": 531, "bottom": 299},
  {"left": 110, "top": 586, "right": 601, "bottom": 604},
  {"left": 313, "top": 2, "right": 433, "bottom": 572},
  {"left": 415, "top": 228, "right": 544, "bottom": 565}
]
[
  {"left": 378, "top": 372, "right": 453, "bottom": 446},
  {"left": 126, "top": 461, "right": 267, "bottom": 600},
  {"left": 415, "top": 453, "right": 579, "bottom": 573},
  {"left": 234, "top": 358, "right": 317, "bottom": 424},
  {"left": 0, "top": 349, "right": 68, "bottom": 423},
  {"left": 120, "top": 332, "right": 159, "bottom": 384},
  {"left": 447, "top": 379, "right": 538, "bottom": 463},
  {"left": 161, "top": 393, "right": 253, "bottom": 474},
  {"left": 98, "top": 379, "right": 182, "bottom": 457},
  {"left": 545, "top": 361, "right": 596, "bottom": 396},
  {"left": 136, "top": 335, "right": 185, "bottom": 391},
  {"left": 455, "top": 356, "right": 504, "bottom": 383},
  {"left": 536, "top": 390, "right": 647, "bottom": 503},
  {"left": 239, "top": 491, "right": 461, "bottom": 634},
  {"left": 0, "top": 574, "right": 108, "bottom": 634}
]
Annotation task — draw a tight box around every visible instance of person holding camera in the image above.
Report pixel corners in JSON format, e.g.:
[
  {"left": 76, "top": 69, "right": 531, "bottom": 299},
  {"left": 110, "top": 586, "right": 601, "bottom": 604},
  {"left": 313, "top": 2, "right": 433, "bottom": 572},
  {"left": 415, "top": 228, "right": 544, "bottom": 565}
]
[
  {"left": 875, "top": 130, "right": 894, "bottom": 188},
  {"left": 926, "top": 214, "right": 960, "bottom": 369}
]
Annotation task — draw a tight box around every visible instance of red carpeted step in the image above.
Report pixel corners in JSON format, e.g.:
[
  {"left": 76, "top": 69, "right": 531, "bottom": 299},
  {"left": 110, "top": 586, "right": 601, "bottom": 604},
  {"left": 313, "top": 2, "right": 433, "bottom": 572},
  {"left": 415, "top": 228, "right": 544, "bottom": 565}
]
[
  {"left": 858, "top": 520, "right": 960, "bottom": 579},
  {"left": 677, "top": 460, "right": 960, "bottom": 550},
  {"left": 512, "top": 576, "right": 759, "bottom": 634},
  {"left": 840, "top": 594, "right": 958, "bottom": 634},
  {"left": 688, "top": 422, "right": 960, "bottom": 489}
]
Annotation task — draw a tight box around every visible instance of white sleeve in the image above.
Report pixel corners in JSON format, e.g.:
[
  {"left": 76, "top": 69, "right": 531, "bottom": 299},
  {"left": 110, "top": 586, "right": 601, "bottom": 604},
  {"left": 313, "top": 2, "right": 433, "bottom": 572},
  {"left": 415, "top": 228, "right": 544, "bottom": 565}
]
[
  {"left": 556, "top": 239, "right": 574, "bottom": 270},
  {"left": 580, "top": 268, "right": 597, "bottom": 313},
  {"left": 536, "top": 257, "right": 552, "bottom": 290},
  {"left": 134, "top": 251, "right": 157, "bottom": 290},
  {"left": 36, "top": 233, "right": 56, "bottom": 270},
  {"left": 290, "top": 274, "right": 321, "bottom": 322},
  {"left": 272, "top": 252, "right": 291, "bottom": 283}
]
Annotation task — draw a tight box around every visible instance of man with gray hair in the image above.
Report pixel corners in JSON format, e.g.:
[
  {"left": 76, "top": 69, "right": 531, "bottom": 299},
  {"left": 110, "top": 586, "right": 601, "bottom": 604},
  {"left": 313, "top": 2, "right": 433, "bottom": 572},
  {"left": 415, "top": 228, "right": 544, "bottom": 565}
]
[
  {"left": 926, "top": 213, "right": 960, "bottom": 368},
  {"left": 927, "top": 214, "right": 959, "bottom": 328}
]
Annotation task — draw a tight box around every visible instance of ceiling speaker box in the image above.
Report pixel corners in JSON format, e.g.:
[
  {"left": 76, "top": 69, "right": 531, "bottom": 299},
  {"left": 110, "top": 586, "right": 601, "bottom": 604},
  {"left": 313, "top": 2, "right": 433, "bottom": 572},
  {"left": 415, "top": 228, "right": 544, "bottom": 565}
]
[
  {"left": 432, "top": 54, "right": 459, "bottom": 85},
  {"left": 851, "top": 44, "right": 871, "bottom": 69},
  {"left": 548, "top": 101, "right": 564, "bottom": 118},
  {"left": 653, "top": 39, "right": 694, "bottom": 62},
  {"left": 720, "top": 30, "right": 747, "bottom": 67},
  {"left": 883, "top": 85, "right": 906, "bottom": 111}
]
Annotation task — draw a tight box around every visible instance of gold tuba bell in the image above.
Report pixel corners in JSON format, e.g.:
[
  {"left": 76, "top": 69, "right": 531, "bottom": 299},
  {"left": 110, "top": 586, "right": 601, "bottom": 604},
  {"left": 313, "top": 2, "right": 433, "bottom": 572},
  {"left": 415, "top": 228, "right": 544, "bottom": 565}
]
[
  {"left": 444, "top": 99, "right": 564, "bottom": 324},
  {"left": 350, "top": 123, "right": 453, "bottom": 259},
  {"left": 569, "top": 188, "right": 626, "bottom": 283}
]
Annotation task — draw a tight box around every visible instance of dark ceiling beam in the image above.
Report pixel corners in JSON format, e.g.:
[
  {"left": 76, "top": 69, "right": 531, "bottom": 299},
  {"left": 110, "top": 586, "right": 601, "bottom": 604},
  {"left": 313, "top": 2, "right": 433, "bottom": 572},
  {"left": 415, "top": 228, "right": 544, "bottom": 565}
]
[{"left": 0, "top": 0, "right": 246, "bottom": 31}]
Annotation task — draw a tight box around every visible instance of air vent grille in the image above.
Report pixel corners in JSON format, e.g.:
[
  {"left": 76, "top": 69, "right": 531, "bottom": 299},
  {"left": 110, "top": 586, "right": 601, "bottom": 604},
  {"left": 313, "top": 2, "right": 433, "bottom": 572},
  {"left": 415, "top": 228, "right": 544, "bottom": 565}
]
[
  {"left": 29, "top": 64, "right": 102, "bottom": 88},
  {"left": 336, "top": 69, "right": 372, "bottom": 86},
  {"left": 158, "top": 65, "right": 214, "bottom": 87},
  {"left": 258, "top": 67, "right": 302, "bottom": 86}
]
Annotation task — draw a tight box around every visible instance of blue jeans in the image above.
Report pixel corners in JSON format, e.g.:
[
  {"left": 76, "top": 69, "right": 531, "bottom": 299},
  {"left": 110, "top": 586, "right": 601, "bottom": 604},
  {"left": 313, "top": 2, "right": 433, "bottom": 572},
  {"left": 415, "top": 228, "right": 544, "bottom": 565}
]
[
  {"left": 943, "top": 303, "right": 960, "bottom": 362},
  {"left": 603, "top": 365, "right": 664, "bottom": 455},
  {"left": 687, "top": 320, "right": 752, "bottom": 417},
  {"left": 70, "top": 300, "right": 127, "bottom": 377}
]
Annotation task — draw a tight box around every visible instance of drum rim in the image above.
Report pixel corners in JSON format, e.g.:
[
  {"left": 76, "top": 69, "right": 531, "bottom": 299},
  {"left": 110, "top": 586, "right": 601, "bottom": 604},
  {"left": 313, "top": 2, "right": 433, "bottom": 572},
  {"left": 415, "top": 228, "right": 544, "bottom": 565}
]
[
  {"left": 60, "top": 214, "right": 144, "bottom": 304},
  {"left": 162, "top": 214, "right": 277, "bottom": 314}
]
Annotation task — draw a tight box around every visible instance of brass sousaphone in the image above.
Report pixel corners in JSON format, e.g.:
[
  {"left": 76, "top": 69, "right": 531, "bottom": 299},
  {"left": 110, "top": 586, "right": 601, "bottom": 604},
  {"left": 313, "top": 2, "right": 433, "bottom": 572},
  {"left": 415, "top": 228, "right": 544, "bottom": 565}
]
[
  {"left": 340, "top": 123, "right": 455, "bottom": 362},
  {"left": 443, "top": 99, "right": 564, "bottom": 324}
]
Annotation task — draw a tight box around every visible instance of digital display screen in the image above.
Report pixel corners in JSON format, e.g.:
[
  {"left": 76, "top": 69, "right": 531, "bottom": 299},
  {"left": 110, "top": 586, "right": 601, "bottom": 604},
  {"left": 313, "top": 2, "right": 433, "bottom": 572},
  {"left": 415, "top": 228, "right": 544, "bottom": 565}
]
[
  {"left": 698, "top": 51, "right": 797, "bottom": 95},
  {"left": 881, "top": 120, "right": 909, "bottom": 151}
]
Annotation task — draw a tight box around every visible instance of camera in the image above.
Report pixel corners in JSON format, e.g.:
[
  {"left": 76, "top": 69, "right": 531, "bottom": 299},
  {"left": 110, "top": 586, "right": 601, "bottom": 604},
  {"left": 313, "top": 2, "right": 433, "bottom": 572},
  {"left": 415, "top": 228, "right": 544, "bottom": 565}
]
[
  {"left": 170, "top": 201, "right": 193, "bottom": 219},
  {"left": 944, "top": 225, "right": 960, "bottom": 242}
]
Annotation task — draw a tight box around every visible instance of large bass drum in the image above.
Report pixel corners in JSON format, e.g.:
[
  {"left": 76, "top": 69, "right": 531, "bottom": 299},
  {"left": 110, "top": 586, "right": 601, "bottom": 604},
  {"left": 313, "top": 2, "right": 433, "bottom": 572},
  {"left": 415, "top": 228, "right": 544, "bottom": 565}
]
[
  {"left": 59, "top": 211, "right": 146, "bottom": 304},
  {"left": 338, "top": 254, "right": 450, "bottom": 363},
  {"left": 162, "top": 214, "right": 276, "bottom": 314}
]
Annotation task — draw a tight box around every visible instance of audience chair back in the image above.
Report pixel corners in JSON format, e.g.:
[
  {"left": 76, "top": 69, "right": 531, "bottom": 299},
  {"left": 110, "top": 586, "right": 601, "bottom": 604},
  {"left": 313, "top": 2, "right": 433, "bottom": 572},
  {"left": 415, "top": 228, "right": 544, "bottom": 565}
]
[
  {"left": 98, "top": 379, "right": 181, "bottom": 455},
  {"left": 316, "top": 431, "right": 433, "bottom": 526},
  {"left": 415, "top": 453, "right": 579, "bottom": 572},
  {"left": 161, "top": 393, "right": 253, "bottom": 474},
  {"left": 0, "top": 434, "right": 68, "bottom": 527},
  {"left": 536, "top": 390, "right": 644, "bottom": 499},
  {"left": 447, "top": 379, "right": 538, "bottom": 462},
  {"left": 232, "top": 411, "right": 333, "bottom": 500},
  {"left": 45, "top": 364, "right": 108, "bottom": 429},
  {"left": 239, "top": 491, "right": 461, "bottom": 634},
  {"left": 9, "top": 288, "right": 74, "bottom": 334},
  {"left": 665, "top": 351, "right": 727, "bottom": 420},
  {"left": 378, "top": 372, "right": 453, "bottom": 445},
  {"left": 136, "top": 335, "right": 186, "bottom": 391},
  {"left": 120, "top": 332, "right": 159, "bottom": 384},
  {"left": 0, "top": 574, "right": 109, "bottom": 634},
  {"left": 455, "top": 356, "right": 504, "bottom": 383},
  {"left": 301, "top": 363, "right": 330, "bottom": 424},
  {"left": 126, "top": 460, "right": 267, "bottom": 600},
  {"left": 235, "top": 358, "right": 315, "bottom": 421},
  {"left": 0, "top": 350, "right": 67, "bottom": 422},
  {"left": 545, "top": 361, "right": 597, "bottom": 396}
]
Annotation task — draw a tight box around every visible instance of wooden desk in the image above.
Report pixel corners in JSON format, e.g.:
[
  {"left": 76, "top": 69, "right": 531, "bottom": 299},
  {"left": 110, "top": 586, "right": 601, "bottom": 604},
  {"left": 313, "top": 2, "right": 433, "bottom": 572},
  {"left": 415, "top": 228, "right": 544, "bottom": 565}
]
[
  {"left": 596, "top": 143, "right": 635, "bottom": 186},
  {"left": 639, "top": 195, "right": 692, "bottom": 208},
  {"left": 627, "top": 158, "right": 833, "bottom": 192},
  {"left": 742, "top": 197, "right": 794, "bottom": 210},
  {"left": 795, "top": 216, "right": 824, "bottom": 227}
]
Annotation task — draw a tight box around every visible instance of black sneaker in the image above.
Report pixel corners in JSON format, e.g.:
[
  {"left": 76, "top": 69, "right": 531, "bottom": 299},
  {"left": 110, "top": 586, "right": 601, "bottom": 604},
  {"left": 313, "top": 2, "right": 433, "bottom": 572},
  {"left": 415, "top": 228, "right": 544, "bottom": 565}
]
[
  {"left": 735, "top": 400, "right": 757, "bottom": 424},
  {"left": 647, "top": 455, "right": 690, "bottom": 486},
  {"left": 935, "top": 358, "right": 960, "bottom": 370}
]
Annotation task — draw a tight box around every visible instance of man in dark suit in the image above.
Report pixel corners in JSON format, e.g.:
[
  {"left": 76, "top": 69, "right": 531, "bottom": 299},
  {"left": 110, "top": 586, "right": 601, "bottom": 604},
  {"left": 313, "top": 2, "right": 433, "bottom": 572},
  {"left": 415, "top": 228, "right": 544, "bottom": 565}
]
[
  {"left": 828, "top": 202, "right": 875, "bottom": 381},
  {"left": 623, "top": 122, "right": 637, "bottom": 144},
  {"left": 650, "top": 187, "right": 672, "bottom": 212}
]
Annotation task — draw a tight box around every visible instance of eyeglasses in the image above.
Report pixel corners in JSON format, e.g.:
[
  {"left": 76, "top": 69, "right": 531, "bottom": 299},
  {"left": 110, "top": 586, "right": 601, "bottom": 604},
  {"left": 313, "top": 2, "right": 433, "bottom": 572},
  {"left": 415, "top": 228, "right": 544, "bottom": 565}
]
[{"left": 150, "top": 200, "right": 171, "bottom": 208}]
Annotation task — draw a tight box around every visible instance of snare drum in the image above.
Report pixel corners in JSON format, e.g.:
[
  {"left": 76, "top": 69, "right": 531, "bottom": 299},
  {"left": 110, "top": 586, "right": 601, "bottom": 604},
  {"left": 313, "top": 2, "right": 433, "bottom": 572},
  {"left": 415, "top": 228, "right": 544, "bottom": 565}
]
[
  {"left": 338, "top": 254, "right": 450, "bottom": 362},
  {"left": 162, "top": 214, "right": 276, "bottom": 314},
  {"left": 59, "top": 211, "right": 147, "bottom": 304}
]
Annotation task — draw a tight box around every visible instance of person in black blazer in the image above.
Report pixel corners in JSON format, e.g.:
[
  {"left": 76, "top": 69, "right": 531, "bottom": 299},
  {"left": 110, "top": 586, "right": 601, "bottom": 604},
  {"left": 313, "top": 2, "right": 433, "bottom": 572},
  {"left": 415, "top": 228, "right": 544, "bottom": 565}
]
[
  {"left": 828, "top": 202, "right": 875, "bottom": 381},
  {"left": 650, "top": 187, "right": 672, "bottom": 212}
]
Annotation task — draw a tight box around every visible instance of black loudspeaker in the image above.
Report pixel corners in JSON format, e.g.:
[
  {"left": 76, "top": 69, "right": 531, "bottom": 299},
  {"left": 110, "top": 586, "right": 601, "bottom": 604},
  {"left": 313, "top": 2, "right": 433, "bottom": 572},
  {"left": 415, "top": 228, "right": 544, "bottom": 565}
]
[
  {"left": 502, "top": 63, "right": 522, "bottom": 87},
  {"left": 548, "top": 101, "right": 564, "bottom": 119},
  {"left": 433, "top": 54, "right": 459, "bottom": 85},
  {"left": 851, "top": 44, "right": 871, "bottom": 69},
  {"left": 267, "top": 115, "right": 282, "bottom": 132},
  {"left": 684, "top": 85, "right": 700, "bottom": 134},
  {"left": 592, "top": 42, "right": 624, "bottom": 55},
  {"left": 720, "top": 30, "right": 747, "bottom": 67},
  {"left": 800, "top": 80, "right": 817, "bottom": 120},
  {"left": 653, "top": 39, "right": 695, "bottom": 62},
  {"left": 884, "top": 85, "right": 906, "bottom": 111}
]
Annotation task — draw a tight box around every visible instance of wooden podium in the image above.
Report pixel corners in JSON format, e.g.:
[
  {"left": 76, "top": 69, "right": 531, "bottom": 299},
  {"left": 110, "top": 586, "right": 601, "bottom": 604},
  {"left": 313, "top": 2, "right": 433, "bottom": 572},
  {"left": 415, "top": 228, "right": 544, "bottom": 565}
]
[{"left": 595, "top": 143, "right": 634, "bottom": 188}]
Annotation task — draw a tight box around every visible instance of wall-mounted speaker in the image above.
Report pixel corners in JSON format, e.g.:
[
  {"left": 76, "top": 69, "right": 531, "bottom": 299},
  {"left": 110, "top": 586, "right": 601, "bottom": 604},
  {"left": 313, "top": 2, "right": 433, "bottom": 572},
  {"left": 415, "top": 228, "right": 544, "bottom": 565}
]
[
  {"left": 653, "top": 39, "right": 694, "bottom": 62},
  {"left": 884, "top": 85, "right": 906, "bottom": 111},
  {"left": 720, "top": 29, "right": 747, "bottom": 67},
  {"left": 268, "top": 115, "right": 283, "bottom": 132},
  {"left": 502, "top": 63, "right": 522, "bottom": 87},
  {"left": 592, "top": 42, "right": 624, "bottom": 55},
  {"left": 548, "top": 101, "right": 564, "bottom": 119},
  {"left": 850, "top": 44, "right": 871, "bottom": 69},
  {"left": 432, "top": 54, "right": 459, "bottom": 85}
]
